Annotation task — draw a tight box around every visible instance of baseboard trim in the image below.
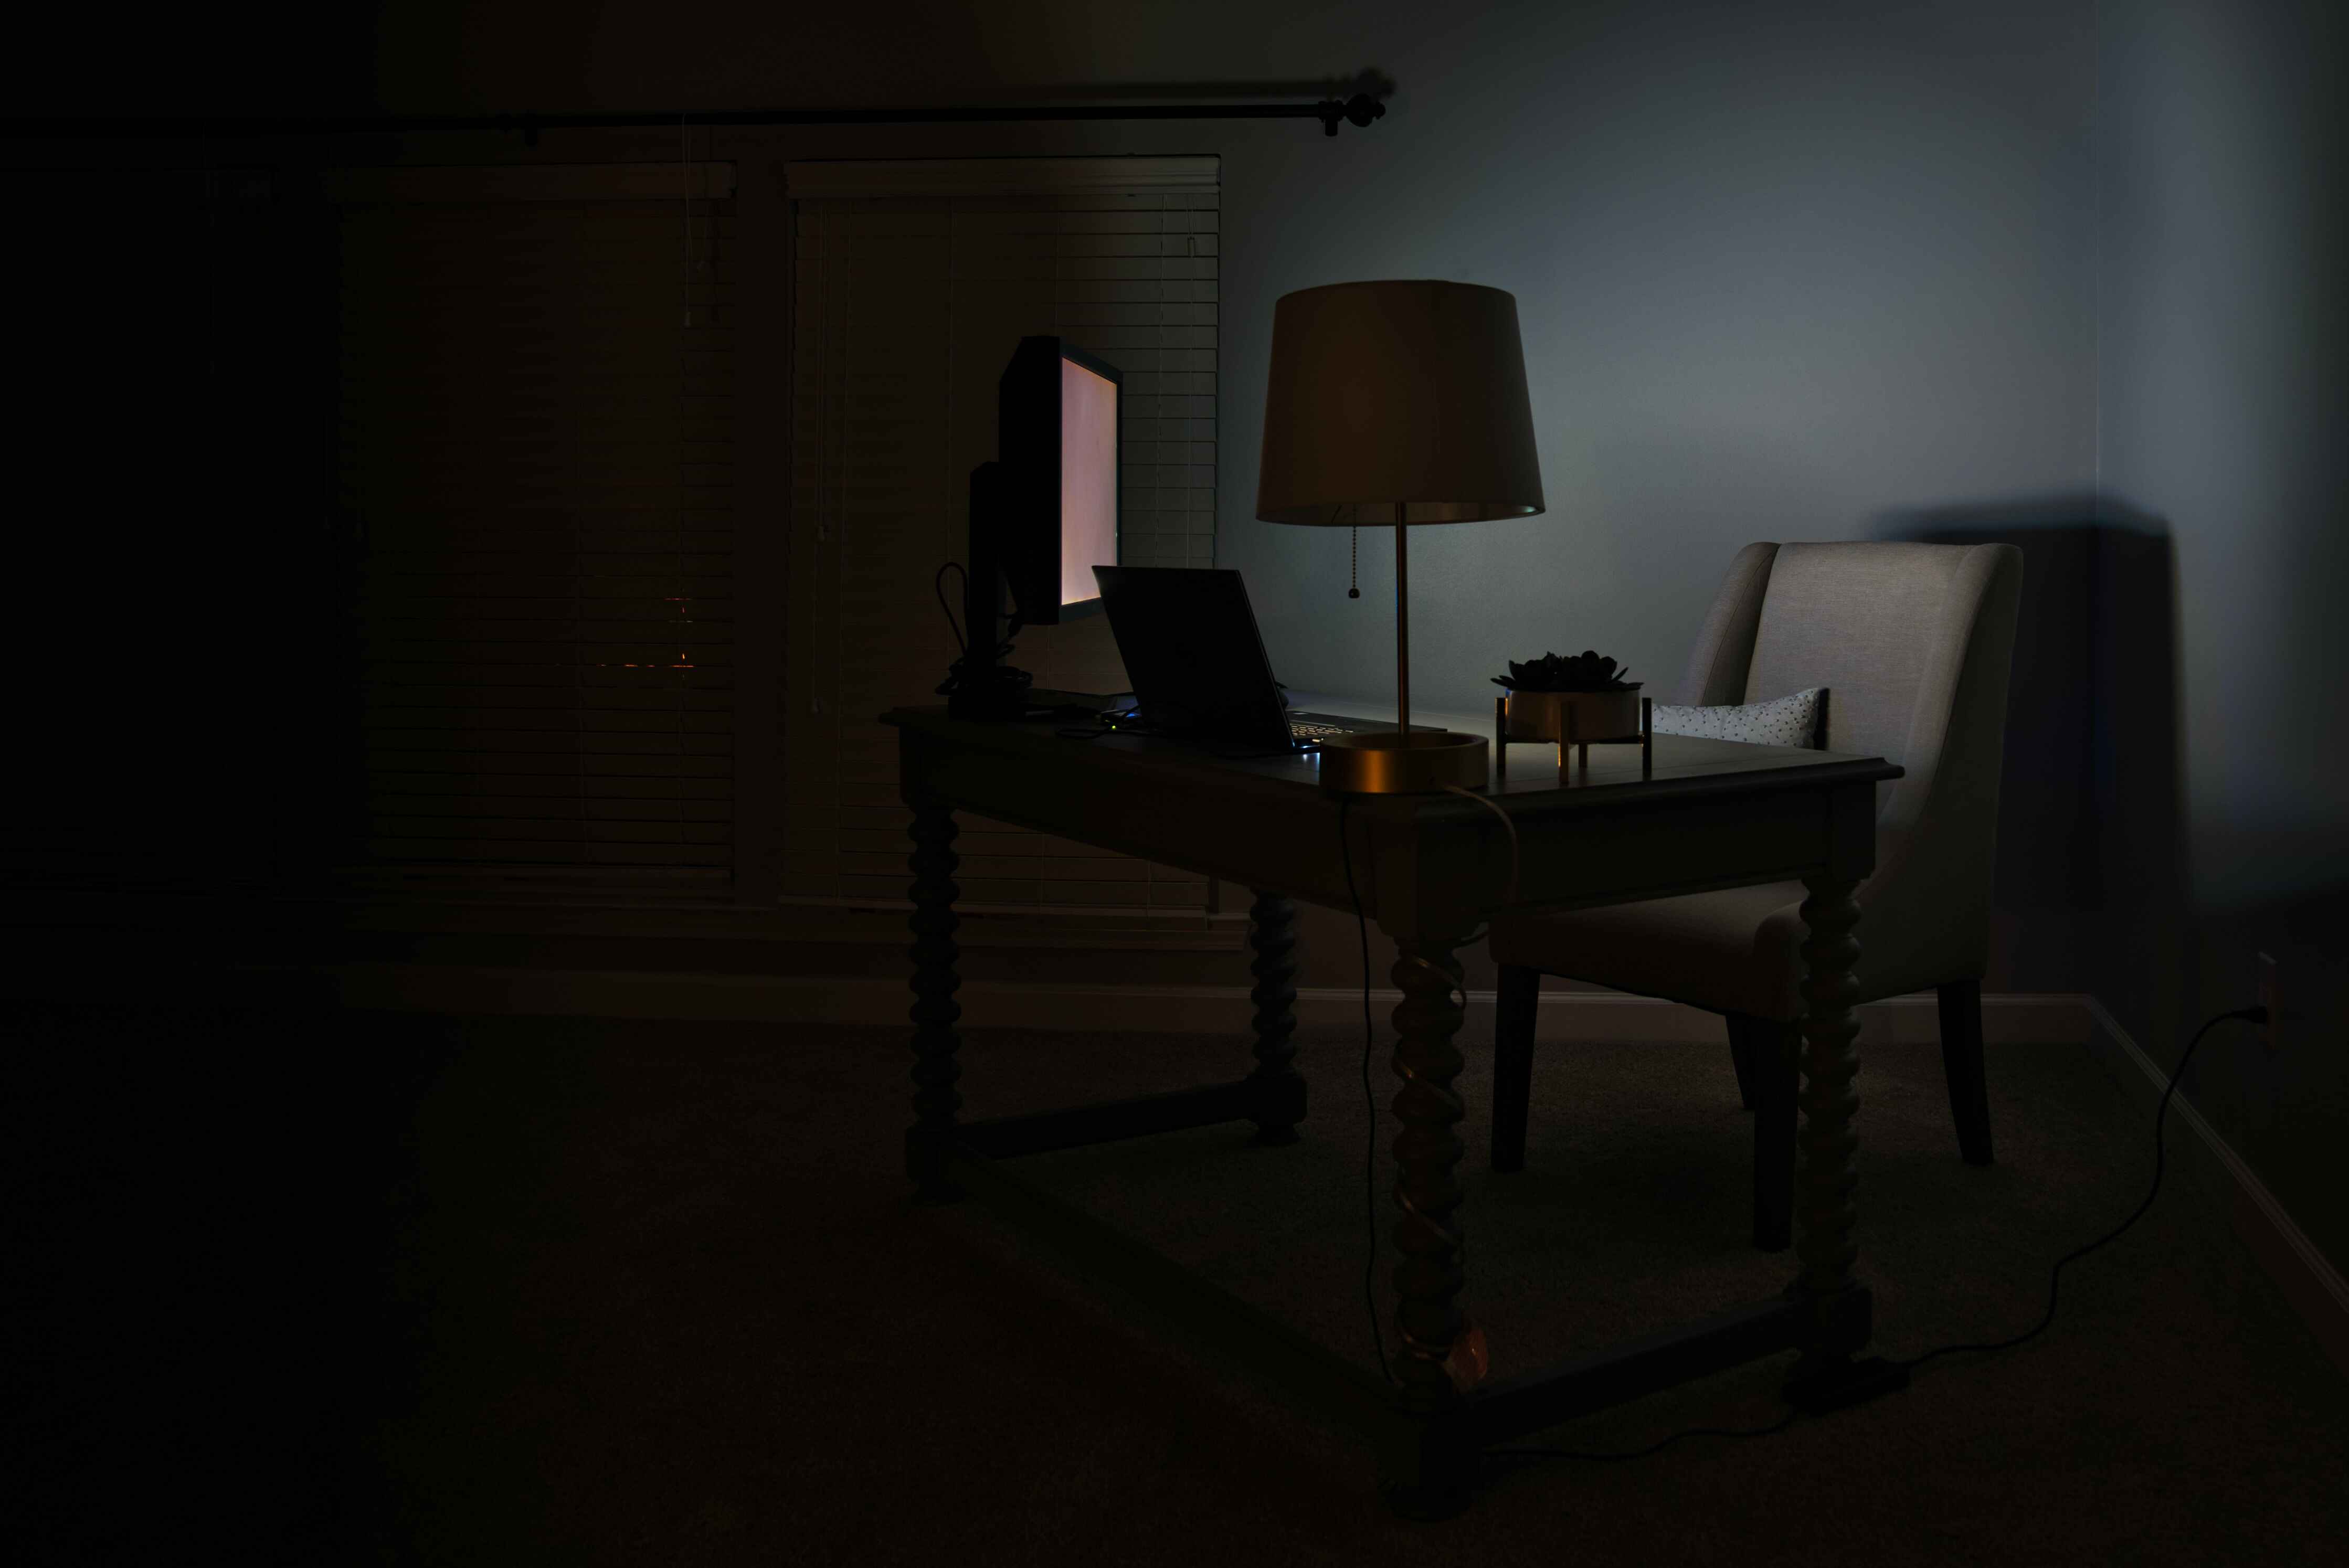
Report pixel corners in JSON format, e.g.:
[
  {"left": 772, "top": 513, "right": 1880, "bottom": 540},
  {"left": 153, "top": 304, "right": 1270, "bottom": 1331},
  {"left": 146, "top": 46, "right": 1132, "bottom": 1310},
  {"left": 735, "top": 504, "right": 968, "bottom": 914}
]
[
  {"left": 36, "top": 957, "right": 2337, "bottom": 1381},
  {"left": 1294, "top": 987, "right": 2092, "bottom": 1046},
  {"left": 198, "top": 961, "right": 2089, "bottom": 1045},
  {"left": 2083, "top": 998, "right": 2349, "bottom": 1381}
]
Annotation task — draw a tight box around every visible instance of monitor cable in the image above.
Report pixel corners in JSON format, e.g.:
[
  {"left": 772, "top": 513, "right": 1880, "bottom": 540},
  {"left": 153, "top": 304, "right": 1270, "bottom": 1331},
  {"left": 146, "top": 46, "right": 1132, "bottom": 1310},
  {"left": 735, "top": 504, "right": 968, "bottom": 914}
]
[{"left": 932, "top": 559, "right": 1030, "bottom": 709}]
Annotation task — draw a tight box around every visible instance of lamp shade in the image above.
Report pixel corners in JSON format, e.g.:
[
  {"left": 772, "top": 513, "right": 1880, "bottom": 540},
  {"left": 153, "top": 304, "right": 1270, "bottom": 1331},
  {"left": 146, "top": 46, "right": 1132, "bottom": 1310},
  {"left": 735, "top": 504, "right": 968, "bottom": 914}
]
[{"left": 1255, "top": 279, "right": 1544, "bottom": 526}]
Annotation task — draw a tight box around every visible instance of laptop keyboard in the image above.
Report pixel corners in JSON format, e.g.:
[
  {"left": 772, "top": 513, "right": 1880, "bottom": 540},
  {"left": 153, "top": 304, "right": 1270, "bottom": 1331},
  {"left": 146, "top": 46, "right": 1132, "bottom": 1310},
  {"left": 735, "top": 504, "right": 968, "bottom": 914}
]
[{"left": 1287, "top": 720, "right": 1349, "bottom": 739}]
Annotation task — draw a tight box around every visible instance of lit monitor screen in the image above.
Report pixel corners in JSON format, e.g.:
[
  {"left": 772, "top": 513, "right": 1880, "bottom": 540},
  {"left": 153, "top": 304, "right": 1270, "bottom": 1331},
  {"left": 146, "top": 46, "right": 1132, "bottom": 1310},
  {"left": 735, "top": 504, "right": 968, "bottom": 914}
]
[{"left": 1060, "top": 357, "right": 1119, "bottom": 609}]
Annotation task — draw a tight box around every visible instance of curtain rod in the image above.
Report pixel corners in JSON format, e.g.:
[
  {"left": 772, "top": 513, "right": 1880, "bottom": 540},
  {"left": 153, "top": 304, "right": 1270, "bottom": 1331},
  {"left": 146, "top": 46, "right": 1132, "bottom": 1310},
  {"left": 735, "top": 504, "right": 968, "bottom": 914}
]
[{"left": 2, "top": 95, "right": 1388, "bottom": 142}]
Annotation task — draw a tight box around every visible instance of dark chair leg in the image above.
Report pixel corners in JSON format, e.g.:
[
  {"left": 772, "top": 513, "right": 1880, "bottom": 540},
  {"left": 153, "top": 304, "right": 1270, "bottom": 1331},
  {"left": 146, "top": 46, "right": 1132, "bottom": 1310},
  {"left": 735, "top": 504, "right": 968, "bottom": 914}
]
[
  {"left": 1937, "top": 978, "right": 1994, "bottom": 1166},
  {"left": 1724, "top": 1013, "right": 1759, "bottom": 1111},
  {"left": 1750, "top": 1019, "right": 1801, "bottom": 1252},
  {"left": 1491, "top": 965, "right": 1541, "bottom": 1173}
]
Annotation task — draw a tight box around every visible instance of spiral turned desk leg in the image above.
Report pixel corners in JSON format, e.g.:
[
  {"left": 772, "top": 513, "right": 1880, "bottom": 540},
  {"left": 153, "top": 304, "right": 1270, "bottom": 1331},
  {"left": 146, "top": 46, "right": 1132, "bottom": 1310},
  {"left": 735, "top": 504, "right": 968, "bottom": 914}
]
[
  {"left": 1388, "top": 938, "right": 1472, "bottom": 1411},
  {"left": 1793, "top": 874, "right": 1864, "bottom": 1356},
  {"left": 906, "top": 802, "right": 964, "bottom": 1203},
  {"left": 1245, "top": 891, "right": 1304, "bottom": 1145}
]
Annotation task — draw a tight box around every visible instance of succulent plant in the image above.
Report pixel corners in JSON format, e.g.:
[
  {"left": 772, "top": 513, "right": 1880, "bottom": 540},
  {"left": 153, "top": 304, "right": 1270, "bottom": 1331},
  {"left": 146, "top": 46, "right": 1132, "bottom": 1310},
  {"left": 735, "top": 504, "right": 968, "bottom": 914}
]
[{"left": 1490, "top": 649, "right": 1637, "bottom": 692}]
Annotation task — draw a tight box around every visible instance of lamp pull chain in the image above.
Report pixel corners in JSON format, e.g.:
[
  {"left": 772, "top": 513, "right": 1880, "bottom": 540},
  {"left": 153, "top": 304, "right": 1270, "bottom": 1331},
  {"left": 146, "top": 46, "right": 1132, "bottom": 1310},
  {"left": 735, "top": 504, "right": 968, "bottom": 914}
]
[{"left": 1348, "top": 525, "right": 1360, "bottom": 598}]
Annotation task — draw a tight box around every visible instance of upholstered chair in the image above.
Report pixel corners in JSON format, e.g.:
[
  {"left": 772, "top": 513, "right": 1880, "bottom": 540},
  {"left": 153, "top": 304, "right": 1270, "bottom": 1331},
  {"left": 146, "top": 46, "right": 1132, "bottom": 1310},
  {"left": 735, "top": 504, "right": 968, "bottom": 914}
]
[{"left": 1486, "top": 541, "right": 2024, "bottom": 1251}]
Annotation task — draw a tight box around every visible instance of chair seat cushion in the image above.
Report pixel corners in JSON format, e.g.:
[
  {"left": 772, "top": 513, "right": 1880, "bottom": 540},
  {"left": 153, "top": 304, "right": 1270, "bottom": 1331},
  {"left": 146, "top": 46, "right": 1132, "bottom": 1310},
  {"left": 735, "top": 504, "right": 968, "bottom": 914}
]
[{"left": 1488, "top": 881, "right": 1808, "bottom": 1021}]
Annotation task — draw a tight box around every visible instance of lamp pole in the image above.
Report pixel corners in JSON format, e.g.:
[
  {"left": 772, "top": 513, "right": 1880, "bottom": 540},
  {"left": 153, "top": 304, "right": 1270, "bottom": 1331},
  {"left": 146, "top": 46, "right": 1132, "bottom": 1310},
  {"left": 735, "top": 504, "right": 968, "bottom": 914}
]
[{"left": 1394, "top": 502, "right": 1410, "bottom": 737}]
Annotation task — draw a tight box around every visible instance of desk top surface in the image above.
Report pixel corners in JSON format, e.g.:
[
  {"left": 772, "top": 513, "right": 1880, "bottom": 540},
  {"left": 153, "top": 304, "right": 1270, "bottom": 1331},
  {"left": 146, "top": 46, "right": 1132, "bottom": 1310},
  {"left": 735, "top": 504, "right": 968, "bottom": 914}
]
[{"left": 883, "top": 705, "right": 1901, "bottom": 823}]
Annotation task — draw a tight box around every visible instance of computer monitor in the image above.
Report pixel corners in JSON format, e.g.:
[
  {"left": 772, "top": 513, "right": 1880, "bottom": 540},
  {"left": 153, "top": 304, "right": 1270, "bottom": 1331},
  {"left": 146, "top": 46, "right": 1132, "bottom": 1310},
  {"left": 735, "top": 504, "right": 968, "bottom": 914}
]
[
  {"left": 949, "top": 337, "right": 1122, "bottom": 719},
  {"left": 996, "top": 336, "right": 1120, "bottom": 624}
]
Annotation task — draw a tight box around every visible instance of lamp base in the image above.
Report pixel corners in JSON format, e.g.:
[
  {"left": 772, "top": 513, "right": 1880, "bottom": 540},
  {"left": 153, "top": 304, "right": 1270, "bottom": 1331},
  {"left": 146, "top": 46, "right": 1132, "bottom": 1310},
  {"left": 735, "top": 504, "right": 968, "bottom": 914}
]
[{"left": 1317, "top": 730, "right": 1490, "bottom": 794}]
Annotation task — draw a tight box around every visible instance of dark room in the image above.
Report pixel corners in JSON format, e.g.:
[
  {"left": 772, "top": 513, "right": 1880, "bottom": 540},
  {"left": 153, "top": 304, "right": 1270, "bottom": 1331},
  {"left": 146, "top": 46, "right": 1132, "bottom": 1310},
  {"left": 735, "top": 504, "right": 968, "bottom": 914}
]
[{"left": 6, "top": 2, "right": 2346, "bottom": 1561}]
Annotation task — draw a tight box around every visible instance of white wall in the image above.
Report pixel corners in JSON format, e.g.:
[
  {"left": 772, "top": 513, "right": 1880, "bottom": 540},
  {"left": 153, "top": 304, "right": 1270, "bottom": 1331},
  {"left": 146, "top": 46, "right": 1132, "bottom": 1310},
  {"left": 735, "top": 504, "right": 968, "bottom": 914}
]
[
  {"left": 2096, "top": 0, "right": 2349, "bottom": 910},
  {"left": 1212, "top": 3, "right": 2100, "bottom": 714},
  {"left": 325, "top": 0, "right": 2102, "bottom": 712},
  {"left": 2092, "top": 0, "right": 2349, "bottom": 1272},
  {"left": 20, "top": 0, "right": 2342, "bottom": 1254}
]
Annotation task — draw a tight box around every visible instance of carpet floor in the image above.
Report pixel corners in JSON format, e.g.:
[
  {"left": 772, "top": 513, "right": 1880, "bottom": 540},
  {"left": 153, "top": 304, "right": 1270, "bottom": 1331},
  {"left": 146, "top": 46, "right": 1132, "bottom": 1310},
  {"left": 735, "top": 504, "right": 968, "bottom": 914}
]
[{"left": 8, "top": 1000, "right": 2345, "bottom": 1565}]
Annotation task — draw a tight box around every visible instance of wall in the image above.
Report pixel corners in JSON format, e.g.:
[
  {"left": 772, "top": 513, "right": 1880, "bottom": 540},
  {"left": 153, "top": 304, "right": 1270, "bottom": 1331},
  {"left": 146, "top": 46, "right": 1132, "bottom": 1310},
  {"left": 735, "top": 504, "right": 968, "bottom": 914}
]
[
  {"left": 4, "top": 0, "right": 2109, "bottom": 991},
  {"left": 177, "top": 1, "right": 2101, "bottom": 732},
  {"left": 327, "top": 2, "right": 2338, "bottom": 1271},
  {"left": 1213, "top": 2, "right": 2099, "bottom": 721},
  {"left": 15, "top": 6, "right": 2335, "bottom": 1272},
  {"left": 2092, "top": 0, "right": 2349, "bottom": 1269}
]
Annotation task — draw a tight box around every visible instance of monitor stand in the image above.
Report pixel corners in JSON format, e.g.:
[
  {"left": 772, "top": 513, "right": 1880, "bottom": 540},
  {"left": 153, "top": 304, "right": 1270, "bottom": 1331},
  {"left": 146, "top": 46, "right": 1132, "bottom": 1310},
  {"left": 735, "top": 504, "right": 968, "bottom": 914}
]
[{"left": 945, "top": 460, "right": 1035, "bottom": 721}]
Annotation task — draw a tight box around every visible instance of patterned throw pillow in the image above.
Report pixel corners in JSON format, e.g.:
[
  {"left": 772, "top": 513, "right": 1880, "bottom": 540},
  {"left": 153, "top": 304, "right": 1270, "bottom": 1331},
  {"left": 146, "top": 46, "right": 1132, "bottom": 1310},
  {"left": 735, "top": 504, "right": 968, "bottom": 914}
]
[{"left": 1650, "top": 687, "right": 1825, "bottom": 749}]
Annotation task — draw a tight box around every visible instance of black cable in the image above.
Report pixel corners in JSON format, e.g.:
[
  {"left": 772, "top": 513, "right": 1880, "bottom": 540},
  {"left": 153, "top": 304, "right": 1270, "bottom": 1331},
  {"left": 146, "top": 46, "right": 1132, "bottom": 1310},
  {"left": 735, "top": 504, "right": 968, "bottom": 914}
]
[
  {"left": 1891, "top": 1003, "right": 2266, "bottom": 1373},
  {"left": 1336, "top": 794, "right": 1395, "bottom": 1385},
  {"left": 933, "top": 572, "right": 1030, "bottom": 704},
  {"left": 1484, "top": 1003, "right": 2268, "bottom": 1466},
  {"left": 933, "top": 561, "right": 968, "bottom": 654},
  {"left": 933, "top": 558, "right": 1031, "bottom": 672},
  {"left": 1336, "top": 795, "right": 1484, "bottom": 1390}
]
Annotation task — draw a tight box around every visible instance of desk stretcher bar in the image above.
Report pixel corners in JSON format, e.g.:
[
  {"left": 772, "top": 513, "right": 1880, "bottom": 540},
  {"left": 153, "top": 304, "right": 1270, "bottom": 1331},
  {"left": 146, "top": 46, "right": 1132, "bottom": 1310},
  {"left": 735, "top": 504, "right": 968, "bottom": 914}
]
[
  {"left": 919, "top": 1097, "right": 1867, "bottom": 1510},
  {"left": 887, "top": 708, "right": 1901, "bottom": 1518},
  {"left": 927, "top": 1123, "right": 1850, "bottom": 1442}
]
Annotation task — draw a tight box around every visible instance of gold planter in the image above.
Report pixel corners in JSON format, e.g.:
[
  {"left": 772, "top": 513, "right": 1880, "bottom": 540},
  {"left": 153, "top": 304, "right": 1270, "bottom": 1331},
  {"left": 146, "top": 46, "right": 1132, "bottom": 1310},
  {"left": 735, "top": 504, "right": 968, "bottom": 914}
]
[
  {"left": 1317, "top": 730, "right": 1490, "bottom": 794},
  {"left": 1500, "top": 686, "right": 1643, "bottom": 743}
]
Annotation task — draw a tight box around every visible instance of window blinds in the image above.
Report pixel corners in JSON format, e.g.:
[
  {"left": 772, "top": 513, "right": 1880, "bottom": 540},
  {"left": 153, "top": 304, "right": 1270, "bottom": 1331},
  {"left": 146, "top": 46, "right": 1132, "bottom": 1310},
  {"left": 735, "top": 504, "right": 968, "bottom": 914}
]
[
  {"left": 785, "top": 161, "right": 1219, "bottom": 911},
  {"left": 332, "top": 169, "right": 738, "bottom": 893}
]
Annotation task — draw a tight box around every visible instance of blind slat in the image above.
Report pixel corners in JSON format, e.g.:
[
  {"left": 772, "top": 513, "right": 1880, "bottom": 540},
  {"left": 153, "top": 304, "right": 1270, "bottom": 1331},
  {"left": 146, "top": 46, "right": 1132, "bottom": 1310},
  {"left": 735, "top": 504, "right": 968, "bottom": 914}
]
[
  {"left": 785, "top": 179, "right": 1216, "bottom": 909},
  {"left": 337, "top": 188, "right": 737, "bottom": 882}
]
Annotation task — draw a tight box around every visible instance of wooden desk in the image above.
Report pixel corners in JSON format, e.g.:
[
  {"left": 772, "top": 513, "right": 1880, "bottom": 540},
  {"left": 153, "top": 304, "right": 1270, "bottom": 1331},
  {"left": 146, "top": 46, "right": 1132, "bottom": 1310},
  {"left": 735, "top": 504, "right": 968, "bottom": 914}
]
[{"left": 885, "top": 706, "right": 1903, "bottom": 1517}]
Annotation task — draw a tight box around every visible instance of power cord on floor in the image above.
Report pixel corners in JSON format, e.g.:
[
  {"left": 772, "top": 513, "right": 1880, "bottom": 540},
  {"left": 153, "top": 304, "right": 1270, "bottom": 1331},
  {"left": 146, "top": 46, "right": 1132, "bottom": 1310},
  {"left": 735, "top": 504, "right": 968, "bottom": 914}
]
[
  {"left": 1332, "top": 812, "right": 2270, "bottom": 1465},
  {"left": 1337, "top": 770, "right": 2268, "bottom": 1460},
  {"left": 1484, "top": 1002, "right": 2267, "bottom": 1463},
  {"left": 1887, "top": 1003, "right": 2267, "bottom": 1374}
]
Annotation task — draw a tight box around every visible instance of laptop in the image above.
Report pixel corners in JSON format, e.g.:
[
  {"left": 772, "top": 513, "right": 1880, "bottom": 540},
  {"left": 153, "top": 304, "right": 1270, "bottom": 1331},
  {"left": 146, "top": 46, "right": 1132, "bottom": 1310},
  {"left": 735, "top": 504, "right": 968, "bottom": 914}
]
[{"left": 1091, "top": 566, "right": 1420, "bottom": 751}]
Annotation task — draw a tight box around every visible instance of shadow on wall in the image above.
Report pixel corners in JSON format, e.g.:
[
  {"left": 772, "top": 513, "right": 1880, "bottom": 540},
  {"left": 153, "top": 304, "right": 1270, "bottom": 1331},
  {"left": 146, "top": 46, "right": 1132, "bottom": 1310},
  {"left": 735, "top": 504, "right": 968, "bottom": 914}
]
[
  {"left": 1871, "top": 497, "right": 2349, "bottom": 1276},
  {"left": 1865, "top": 499, "right": 2183, "bottom": 1018}
]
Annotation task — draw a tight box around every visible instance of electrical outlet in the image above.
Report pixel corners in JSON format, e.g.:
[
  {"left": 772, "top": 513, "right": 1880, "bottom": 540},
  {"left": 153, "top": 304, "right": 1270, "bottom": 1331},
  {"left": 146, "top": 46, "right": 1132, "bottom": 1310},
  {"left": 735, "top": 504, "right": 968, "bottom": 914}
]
[{"left": 2258, "top": 952, "right": 2279, "bottom": 1054}]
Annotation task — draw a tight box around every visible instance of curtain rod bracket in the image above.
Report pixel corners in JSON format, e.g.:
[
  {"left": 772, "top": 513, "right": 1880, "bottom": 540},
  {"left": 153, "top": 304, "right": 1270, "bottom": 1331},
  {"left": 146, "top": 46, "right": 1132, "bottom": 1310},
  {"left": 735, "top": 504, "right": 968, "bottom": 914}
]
[{"left": 1316, "top": 93, "right": 1385, "bottom": 137}]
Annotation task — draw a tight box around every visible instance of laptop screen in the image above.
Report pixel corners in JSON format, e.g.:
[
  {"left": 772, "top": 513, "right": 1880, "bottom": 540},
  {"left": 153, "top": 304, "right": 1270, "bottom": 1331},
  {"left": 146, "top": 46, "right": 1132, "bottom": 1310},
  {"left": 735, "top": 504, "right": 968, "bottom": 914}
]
[{"left": 1092, "top": 567, "right": 1295, "bottom": 748}]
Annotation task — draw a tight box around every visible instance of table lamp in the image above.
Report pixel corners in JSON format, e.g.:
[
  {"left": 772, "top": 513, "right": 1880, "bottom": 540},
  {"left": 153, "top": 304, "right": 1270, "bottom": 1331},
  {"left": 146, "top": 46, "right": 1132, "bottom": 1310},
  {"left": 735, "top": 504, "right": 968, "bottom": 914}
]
[{"left": 1256, "top": 279, "right": 1546, "bottom": 792}]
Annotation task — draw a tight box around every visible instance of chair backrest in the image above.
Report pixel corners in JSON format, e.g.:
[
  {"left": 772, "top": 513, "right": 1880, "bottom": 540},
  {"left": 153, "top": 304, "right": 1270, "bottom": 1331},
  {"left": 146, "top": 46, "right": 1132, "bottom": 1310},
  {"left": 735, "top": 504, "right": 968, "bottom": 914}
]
[{"left": 1677, "top": 541, "right": 2024, "bottom": 927}]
